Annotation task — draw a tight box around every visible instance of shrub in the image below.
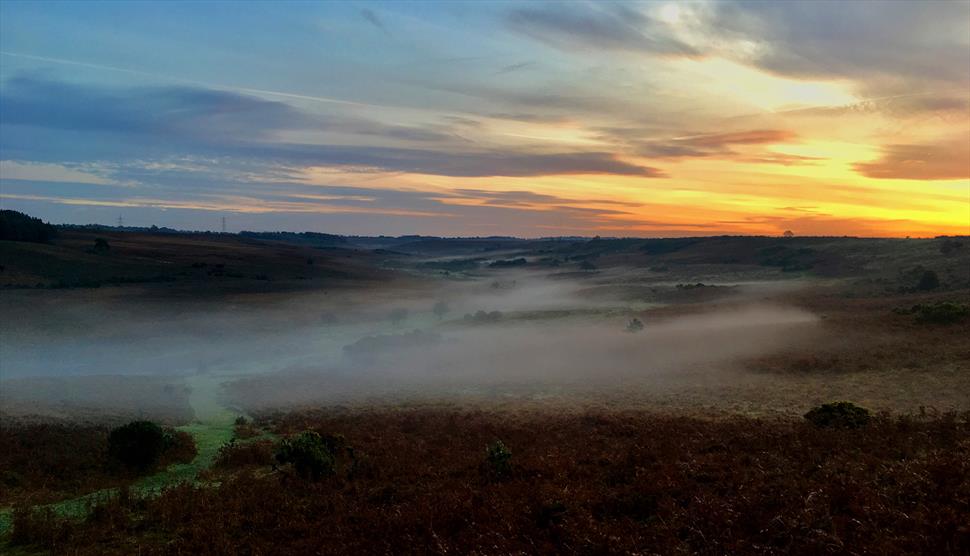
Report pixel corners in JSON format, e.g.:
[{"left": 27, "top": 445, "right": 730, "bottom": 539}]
[
  {"left": 215, "top": 439, "right": 275, "bottom": 469},
  {"left": 484, "top": 440, "right": 512, "bottom": 478},
  {"left": 463, "top": 310, "right": 503, "bottom": 323},
  {"left": 160, "top": 430, "right": 198, "bottom": 466},
  {"left": 108, "top": 421, "right": 167, "bottom": 470},
  {"left": 432, "top": 300, "right": 450, "bottom": 320},
  {"left": 389, "top": 308, "right": 409, "bottom": 326},
  {"left": 626, "top": 318, "right": 644, "bottom": 333},
  {"left": 233, "top": 416, "right": 259, "bottom": 439},
  {"left": 804, "top": 402, "right": 871, "bottom": 429},
  {"left": 275, "top": 431, "right": 335, "bottom": 480},
  {"left": 914, "top": 302, "right": 970, "bottom": 324},
  {"left": 92, "top": 237, "right": 111, "bottom": 254}
]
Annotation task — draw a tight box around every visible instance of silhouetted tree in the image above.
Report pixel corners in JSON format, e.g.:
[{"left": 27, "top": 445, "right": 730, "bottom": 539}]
[{"left": 783, "top": 230, "right": 794, "bottom": 238}]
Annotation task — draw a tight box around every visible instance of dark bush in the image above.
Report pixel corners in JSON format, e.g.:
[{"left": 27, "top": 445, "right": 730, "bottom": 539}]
[
  {"left": 275, "top": 431, "right": 335, "bottom": 480},
  {"left": 626, "top": 318, "right": 644, "bottom": 332},
  {"left": 108, "top": 421, "right": 167, "bottom": 470},
  {"left": 804, "top": 402, "right": 871, "bottom": 429},
  {"left": 914, "top": 302, "right": 970, "bottom": 324}
]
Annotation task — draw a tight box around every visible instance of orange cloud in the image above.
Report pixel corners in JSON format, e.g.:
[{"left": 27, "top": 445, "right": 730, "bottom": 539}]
[{"left": 854, "top": 136, "right": 970, "bottom": 180}]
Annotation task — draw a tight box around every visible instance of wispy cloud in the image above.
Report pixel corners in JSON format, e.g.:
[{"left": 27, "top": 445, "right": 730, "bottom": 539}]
[
  {"left": 506, "top": 3, "right": 697, "bottom": 56},
  {"left": 360, "top": 8, "right": 390, "bottom": 35}
]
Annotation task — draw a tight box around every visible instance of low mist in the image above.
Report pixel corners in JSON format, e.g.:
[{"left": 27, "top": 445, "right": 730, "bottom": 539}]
[{"left": 0, "top": 269, "right": 820, "bottom": 417}]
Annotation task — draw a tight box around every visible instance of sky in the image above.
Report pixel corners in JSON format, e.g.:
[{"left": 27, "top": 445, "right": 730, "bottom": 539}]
[{"left": 0, "top": 1, "right": 968, "bottom": 237}]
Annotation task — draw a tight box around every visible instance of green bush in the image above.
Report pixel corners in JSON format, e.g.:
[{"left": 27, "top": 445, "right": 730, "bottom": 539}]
[
  {"left": 108, "top": 421, "right": 167, "bottom": 470},
  {"left": 804, "top": 402, "right": 871, "bottom": 429},
  {"left": 275, "top": 431, "right": 335, "bottom": 480},
  {"left": 485, "top": 440, "right": 512, "bottom": 478}
]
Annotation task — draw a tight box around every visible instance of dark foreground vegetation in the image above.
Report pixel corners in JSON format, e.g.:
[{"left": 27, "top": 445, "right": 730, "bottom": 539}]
[
  {"left": 8, "top": 409, "right": 969, "bottom": 554},
  {"left": 0, "top": 421, "right": 196, "bottom": 507}
]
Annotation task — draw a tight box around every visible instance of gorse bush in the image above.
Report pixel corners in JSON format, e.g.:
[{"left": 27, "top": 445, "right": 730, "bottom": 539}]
[
  {"left": 216, "top": 439, "right": 275, "bottom": 469},
  {"left": 804, "top": 402, "right": 871, "bottom": 429},
  {"left": 275, "top": 431, "right": 335, "bottom": 480},
  {"left": 107, "top": 421, "right": 196, "bottom": 472},
  {"left": 485, "top": 440, "right": 512, "bottom": 478},
  {"left": 108, "top": 421, "right": 167, "bottom": 470}
]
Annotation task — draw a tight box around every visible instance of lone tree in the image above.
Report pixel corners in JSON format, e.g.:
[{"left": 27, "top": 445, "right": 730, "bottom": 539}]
[
  {"left": 783, "top": 230, "right": 794, "bottom": 238},
  {"left": 432, "top": 301, "right": 450, "bottom": 320},
  {"left": 108, "top": 420, "right": 167, "bottom": 470}
]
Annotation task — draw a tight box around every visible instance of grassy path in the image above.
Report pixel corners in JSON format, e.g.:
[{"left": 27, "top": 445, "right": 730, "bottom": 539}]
[{"left": 0, "top": 373, "right": 239, "bottom": 538}]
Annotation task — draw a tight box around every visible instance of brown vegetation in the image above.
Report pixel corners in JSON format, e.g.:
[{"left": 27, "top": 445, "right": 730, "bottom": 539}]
[{"left": 10, "top": 409, "right": 970, "bottom": 554}]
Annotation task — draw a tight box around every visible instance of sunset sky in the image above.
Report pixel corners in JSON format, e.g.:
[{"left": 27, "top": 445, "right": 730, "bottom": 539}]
[{"left": 1, "top": 1, "right": 968, "bottom": 237}]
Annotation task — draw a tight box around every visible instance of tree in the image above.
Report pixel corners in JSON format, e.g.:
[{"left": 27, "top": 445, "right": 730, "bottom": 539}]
[
  {"left": 432, "top": 301, "right": 449, "bottom": 320},
  {"left": 783, "top": 230, "right": 794, "bottom": 238},
  {"left": 0, "top": 210, "right": 57, "bottom": 243}
]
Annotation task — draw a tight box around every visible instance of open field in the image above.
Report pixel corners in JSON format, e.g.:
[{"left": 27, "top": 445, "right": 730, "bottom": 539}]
[{"left": 2, "top": 228, "right": 969, "bottom": 553}]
